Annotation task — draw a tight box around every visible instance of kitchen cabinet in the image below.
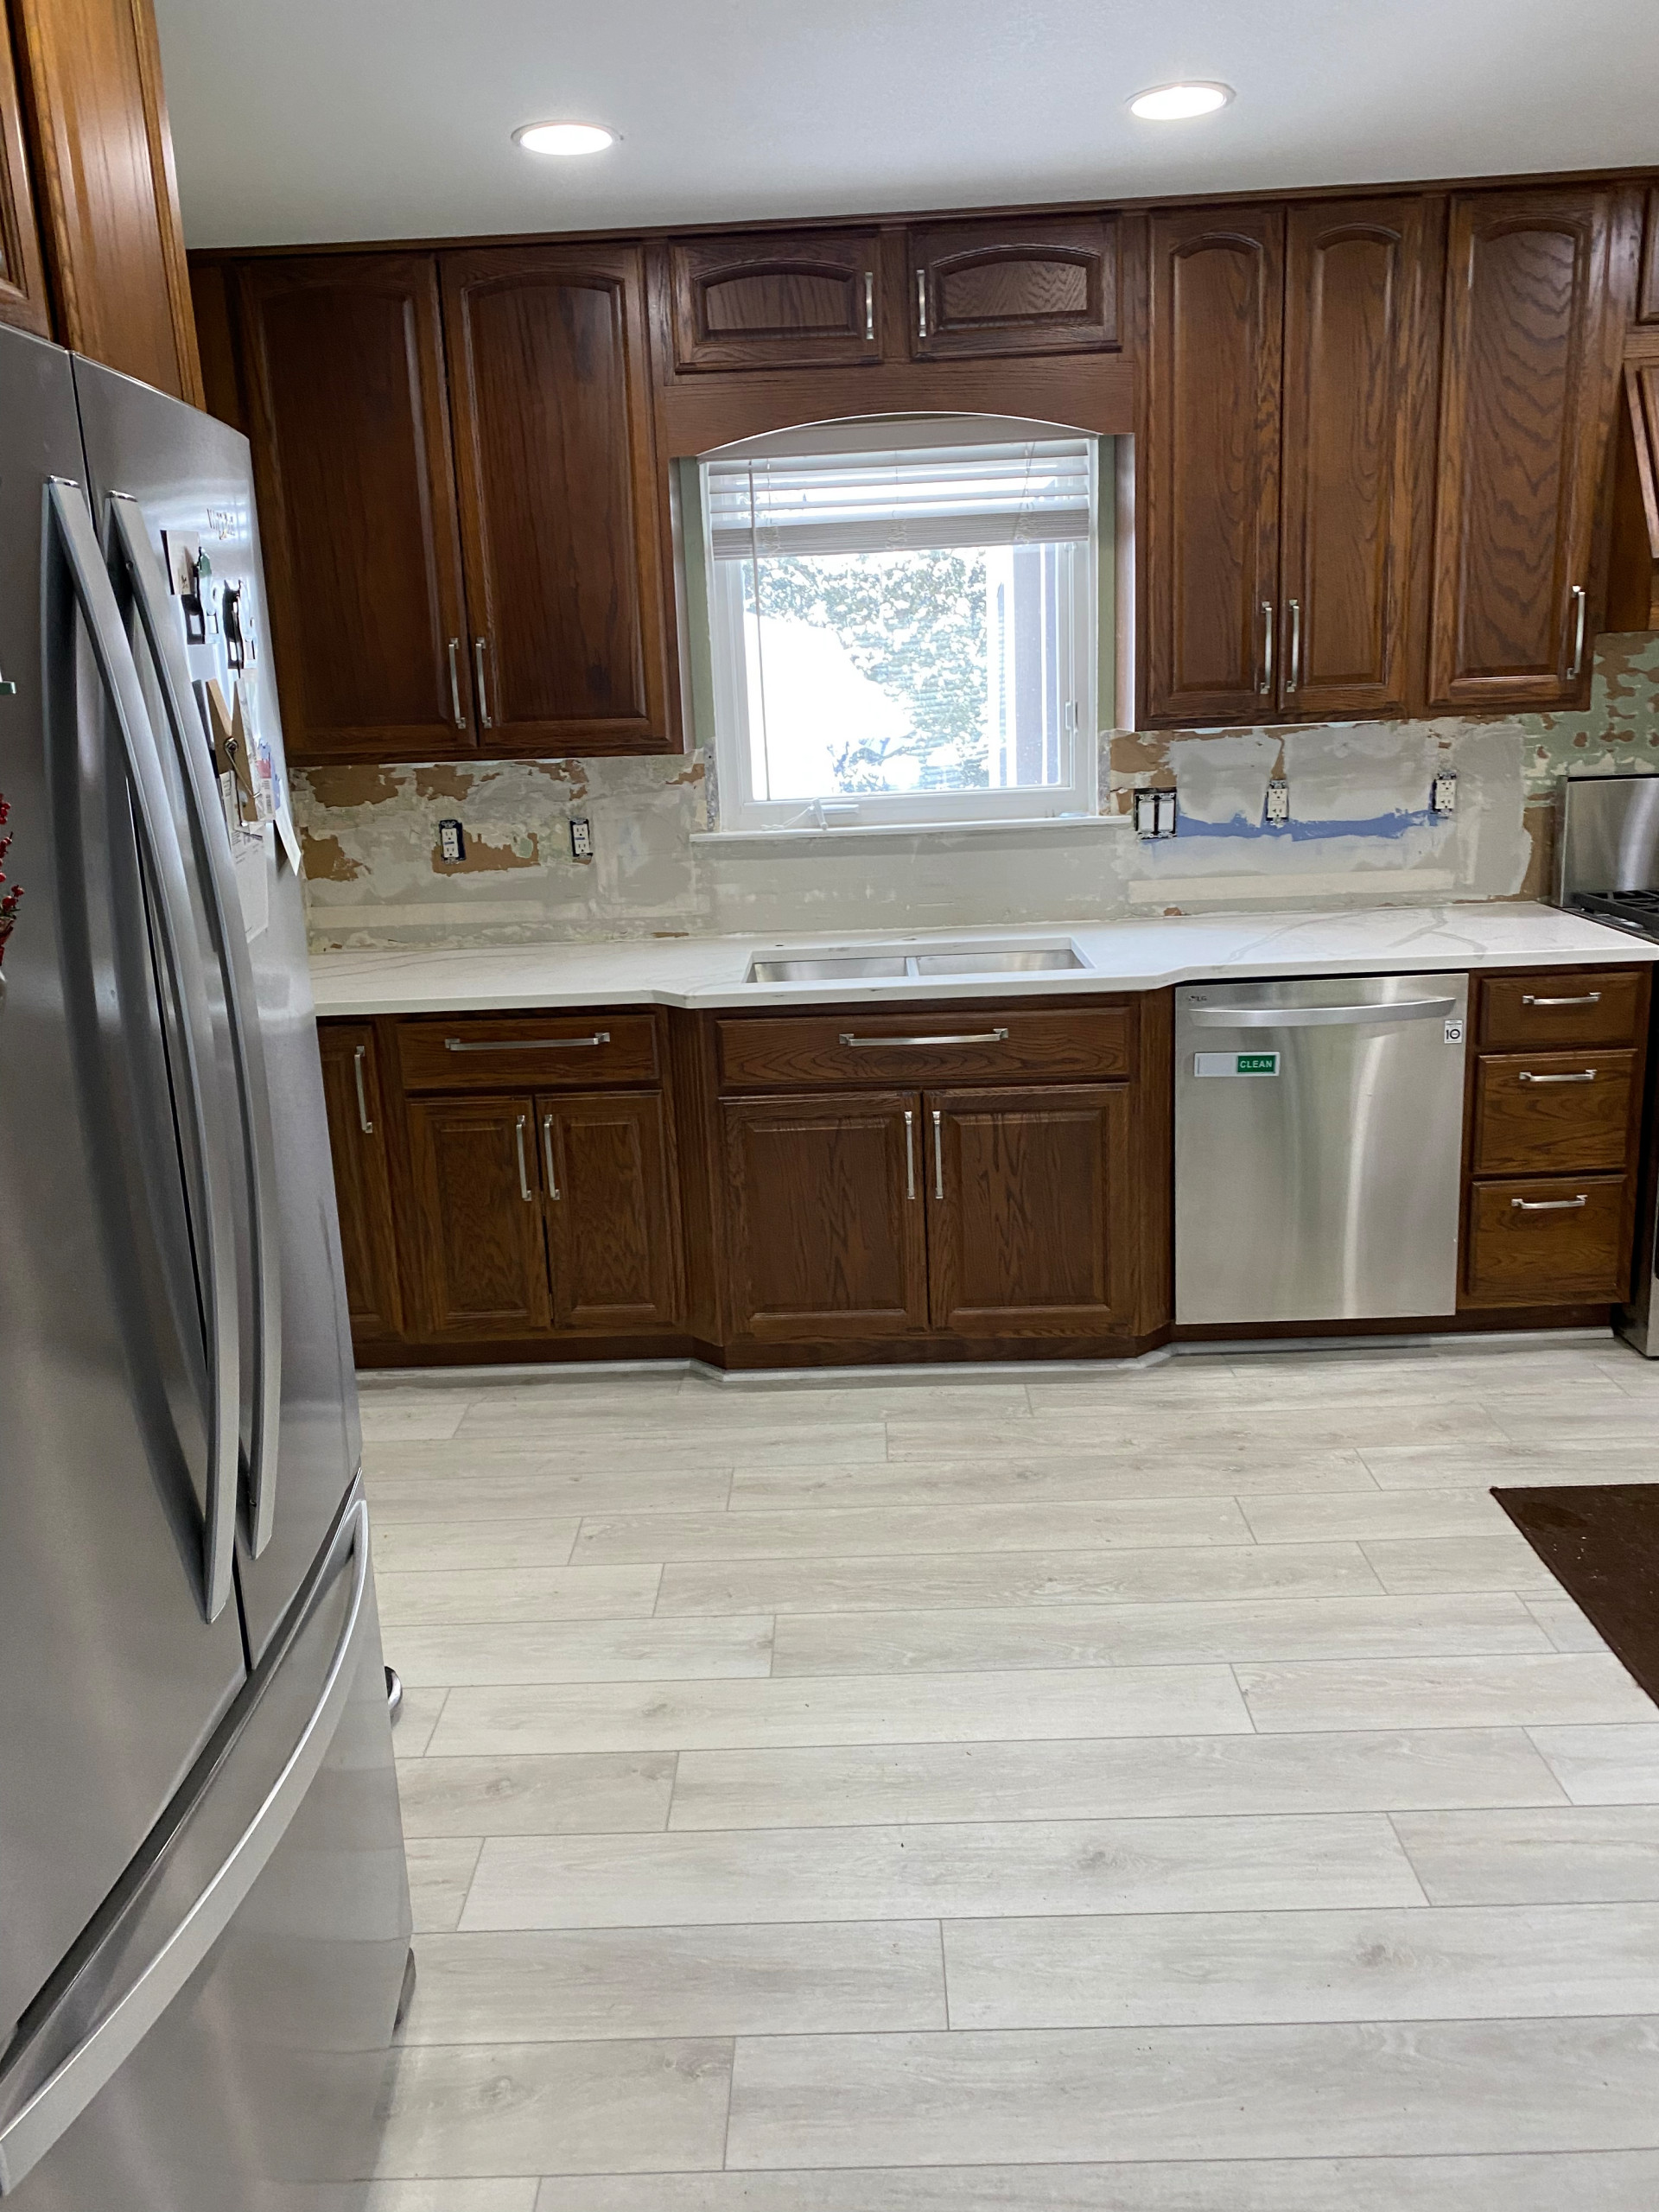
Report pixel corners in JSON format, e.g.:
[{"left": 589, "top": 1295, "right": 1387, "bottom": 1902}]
[
  {"left": 906, "top": 213, "right": 1118, "bottom": 361},
  {"left": 1277, "top": 197, "right": 1438, "bottom": 721},
  {"left": 1143, "top": 197, "right": 1437, "bottom": 728},
  {"left": 441, "top": 241, "right": 676, "bottom": 756},
  {"left": 667, "top": 229, "right": 883, "bottom": 372},
  {"left": 9, "top": 0, "right": 200, "bottom": 397},
  {"left": 316, "top": 1022, "right": 404, "bottom": 1344},
  {"left": 1639, "top": 188, "right": 1659, "bottom": 325},
  {"left": 925, "top": 1084, "right": 1131, "bottom": 1333},
  {"left": 0, "top": 12, "right": 48, "bottom": 335},
  {"left": 1141, "top": 207, "right": 1285, "bottom": 724},
  {"left": 1607, "top": 364, "right": 1659, "bottom": 633},
  {"left": 232, "top": 254, "right": 475, "bottom": 763},
  {"left": 1427, "top": 187, "right": 1627, "bottom": 712},
  {"left": 404, "top": 1094, "right": 554, "bottom": 1340},
  {"left": 539, "top": 1090, "right": 682, "bottom": 1332},
  {"left": 721, "top": 1091, "right": 929, "bottom": 1342}
]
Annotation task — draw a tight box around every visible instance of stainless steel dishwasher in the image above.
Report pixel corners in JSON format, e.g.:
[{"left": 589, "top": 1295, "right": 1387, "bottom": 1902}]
[{"left": 1175, "top": 973, "right": 1470, "bottom": 1325}]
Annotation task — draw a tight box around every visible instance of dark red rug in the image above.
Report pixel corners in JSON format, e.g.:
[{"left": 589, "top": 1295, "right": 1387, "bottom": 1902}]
[{"left": 1491, "top": 1483, "right": 1659, "bottom": 1710}]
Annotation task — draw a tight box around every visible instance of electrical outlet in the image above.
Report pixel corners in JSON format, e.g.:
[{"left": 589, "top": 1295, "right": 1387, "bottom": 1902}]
[
  {"left": 569, "top": 817, "right": 594, "bottom": 861},
  {"left": 437, "top": 818, "right": 466, "bottom": 863},
  {"left": 1432, "top": 770, "right": 1458, "bottom": 815},
  {"left": 1266, "top": 779, "right": 1290, "bottom": 826}
]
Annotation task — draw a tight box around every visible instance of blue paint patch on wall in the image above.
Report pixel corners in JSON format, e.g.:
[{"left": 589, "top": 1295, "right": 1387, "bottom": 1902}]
[{"left": 1175, "top": 809, "right": 1435, "bottom": 842}]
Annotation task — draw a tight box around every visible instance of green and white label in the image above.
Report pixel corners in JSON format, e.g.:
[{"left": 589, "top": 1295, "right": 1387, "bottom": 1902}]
[{"left": 1193, "top": 1051, "right": 1281, "bottom": 1077}]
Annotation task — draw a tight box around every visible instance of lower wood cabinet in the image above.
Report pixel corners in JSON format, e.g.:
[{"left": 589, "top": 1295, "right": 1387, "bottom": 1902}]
[
  {"left": 404, "top": 1094, "right": 555, "bottom": 1339},
  {"left": 316, "top": 1022, "right": 404, "bottom": 1343},
  {"left": 720, "top": 1082, "right": 1135, "bottom": 1346},
  {"left": 541, "top": 1092, "right": 682, "bottom": 1332}
]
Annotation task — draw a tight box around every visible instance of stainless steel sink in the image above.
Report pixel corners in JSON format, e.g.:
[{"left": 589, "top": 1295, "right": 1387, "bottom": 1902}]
[{"left": 745, "top": 942, "right": 1089, "bottom": 984}]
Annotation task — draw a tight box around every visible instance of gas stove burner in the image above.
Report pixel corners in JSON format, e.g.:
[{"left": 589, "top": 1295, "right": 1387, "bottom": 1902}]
[{"left": 1570, "top": 889, "right": 1659, "bottom": 939}]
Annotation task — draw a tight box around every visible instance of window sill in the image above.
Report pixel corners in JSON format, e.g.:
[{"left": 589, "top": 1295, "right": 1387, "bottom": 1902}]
[{"left": 692, "top": 813, "right": 1129, "bottom": 847}]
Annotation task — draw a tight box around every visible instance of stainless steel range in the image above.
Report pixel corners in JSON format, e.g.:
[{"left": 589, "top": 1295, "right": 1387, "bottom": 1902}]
[{"left": 1556, "top": 775, "right": 1659, "bottom": 1354}]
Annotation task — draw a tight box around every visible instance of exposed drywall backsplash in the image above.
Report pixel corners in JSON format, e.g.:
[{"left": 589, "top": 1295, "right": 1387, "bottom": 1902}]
[{"left": 295, "top": 637, "right": 1659, "bottom": 950}]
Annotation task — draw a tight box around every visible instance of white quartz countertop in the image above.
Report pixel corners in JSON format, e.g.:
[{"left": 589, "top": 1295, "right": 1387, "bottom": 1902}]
[{"left": 308, "top": 902, "right": 1658, "bottom": 1018}]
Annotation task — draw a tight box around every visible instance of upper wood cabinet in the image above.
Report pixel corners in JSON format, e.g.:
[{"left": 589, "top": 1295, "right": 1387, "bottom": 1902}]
[
  {"left": 0, "top": 10, "right": 49, "bottom": 335},
  {"left": 907, "top": 213, "right": 1118, "bottom": 361},
  {"left": 1142, "top": 207, "right": 1285, "bottom": 725},
  {"left": 1607, "top": 363, "right": 1659, "bottom": 633},
  {"left": 233, "top": 255, "right": 476, "bottom": 762},
  {"left": 668, "top": 229, "right": 882, "bottom": 372},
  {"left": 1427, "top": 187, "right": 1628, "bottom": 712},
  {"left": 1278, "top": 197, "right": 1439, "bottom": 721},
  {"left": 10, "top": 0, "right": 201, "bottom": 398},
  {"left": 441, "top": 241, "right": 675, "bottom": 756},
  {"left": 1638, "top": 188, "right": 1659, "bottom": 325}
]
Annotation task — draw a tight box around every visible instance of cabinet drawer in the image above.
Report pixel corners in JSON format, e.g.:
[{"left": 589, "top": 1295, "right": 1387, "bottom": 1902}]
[
  {"left": 399, "top": 1014, "right": 658, "bottom": 1091},
  {"left": 1471, "top": 1051, "right": 1637, "bottom": 1174},
  {"left": 716, "top": 1007, "right": 1133, "bottom": 1091},
  {"left": 1465, "top": 1175, "right": 1629, "bottom": 1305},
  {"left": 1479, "top": 970, "right": 1643, "bottom": 1050}
]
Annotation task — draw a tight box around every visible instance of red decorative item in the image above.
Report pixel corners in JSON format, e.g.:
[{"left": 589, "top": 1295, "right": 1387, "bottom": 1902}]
[{"left": 0, "top": 792, "right": 20, "bottom": 966}]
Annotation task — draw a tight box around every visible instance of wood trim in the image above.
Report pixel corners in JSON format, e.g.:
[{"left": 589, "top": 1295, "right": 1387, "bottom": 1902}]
[
  {"left": 0, "top": 3, "right": 50, "bottom": 335},
  {"left": 125, "top": 0, "right": 201, "bottom": 404},
  {"left": 1639, "top": 186, "right": 1659, "bottom": 326}
]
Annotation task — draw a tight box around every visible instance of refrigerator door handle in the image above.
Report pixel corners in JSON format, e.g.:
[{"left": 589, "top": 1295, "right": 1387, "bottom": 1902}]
[
  {"left": 106, "top": 493, "right": 285, "bottom": 1559},
  {"left": 46, "top": 479, "right": 240, "bottom": 1623},
  {"left": 0, "top": 1500, "right": 372, "bottom": 2197}
]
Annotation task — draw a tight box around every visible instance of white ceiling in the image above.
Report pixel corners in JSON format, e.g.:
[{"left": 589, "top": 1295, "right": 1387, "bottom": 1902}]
[{"left": 156, "top": 0, "right": 1659, "bottom": 251}]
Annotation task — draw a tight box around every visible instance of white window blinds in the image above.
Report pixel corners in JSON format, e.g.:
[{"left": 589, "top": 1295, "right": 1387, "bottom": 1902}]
[{"left": 705, "top": 438, "right": 1093, "bottom": 562}]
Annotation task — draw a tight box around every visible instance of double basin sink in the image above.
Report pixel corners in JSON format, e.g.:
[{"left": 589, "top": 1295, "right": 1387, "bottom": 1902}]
[{"left": 746, "top": 939, "right": 1090, "bottom": 984}]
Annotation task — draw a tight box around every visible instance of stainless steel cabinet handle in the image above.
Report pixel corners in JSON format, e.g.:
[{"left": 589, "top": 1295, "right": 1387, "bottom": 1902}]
[
  {"left": 54, "top": 484, "right": 241, "bottom": 1619},
  {"left": 904, "top": 1108, "right": 915, "bottom": 1201},
  {"left": 352, "top": 1042, "right": 375, "bottom": 1132},
  {"left": 542, "top": 1112, "right": 560, "bottom": 1201},
  {"left": 864, "top": 270, "right": 875, "bottom": 341},
  {"left": 1189, "top": 998, "right": 1455, "bottom": 1031},
  {"left": 932, "top": 1107, "right": 944, "bottom": 1199},
  {"left": 111, "top": 495, "right": 286, "bottom": 1565},
  {"left": 1522, "top": 991, "right": 1600, "bottom": 1007},
  {"left": 1511, "top": 1194, "right": 1588, "bottom": 1211},
  {"left": 1518, "top": 1068, "right": 1596, "bottom": 1084},
  {"left": 839, "top": 1028, "right": 1011, "bottom": 1047},
  {"left": 1259, "top": 601, "right": 1274, "bottom": 696},
  {"left": 514, "top": 1114, "right": 533, "bottom": 1202},
  {"left": 1567, "top": 584, "right": 1587, "bottom": 681},
  {"left": 444, "top": 1032, "right": 609, "bottom": 1052},
  {"left": 447, "top": 637, "right": 464, "bottom": 727},
  {"left": 1286, "top": 598, "right": 1302, "bottom": 693},
  {"left": 916, "top": 270, "right": 929, "bottom": 341},
  {"left": 474, "top": 636, "right": 493, "bottom": 728},
  {"left": 0, "top": 1501, "right": 372, "bottom": 2195}
]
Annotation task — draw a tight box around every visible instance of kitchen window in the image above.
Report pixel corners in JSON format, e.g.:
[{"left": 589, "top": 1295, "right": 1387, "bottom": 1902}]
[{"left": 696, "top": 416, "right": 1106, "bottom": 834}]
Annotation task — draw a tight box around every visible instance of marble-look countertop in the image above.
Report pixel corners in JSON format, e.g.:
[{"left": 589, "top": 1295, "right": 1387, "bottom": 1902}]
[{"left": 308, "top": 902, "right": 1659, "bottom": 1018}]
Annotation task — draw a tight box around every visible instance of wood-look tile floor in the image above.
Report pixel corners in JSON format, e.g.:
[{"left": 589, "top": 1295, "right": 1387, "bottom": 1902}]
[{"left": 360, "top": 1337, "right": 1659, "bottom": 2210}]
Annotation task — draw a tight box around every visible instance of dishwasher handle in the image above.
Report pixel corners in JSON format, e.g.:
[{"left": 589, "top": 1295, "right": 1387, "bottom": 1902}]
[{"left": 1187, "top": 997, "right": 1458, "bottom": 1031}]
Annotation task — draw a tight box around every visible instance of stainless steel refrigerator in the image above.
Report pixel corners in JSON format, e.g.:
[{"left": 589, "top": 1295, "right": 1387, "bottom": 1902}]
[{"left": 0, "top": 323, "right": 410, "bottom": 2206}]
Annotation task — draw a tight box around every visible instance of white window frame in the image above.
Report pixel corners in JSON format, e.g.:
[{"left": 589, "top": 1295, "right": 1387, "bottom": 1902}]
[{"left": 697, "top": 417, "right": 1102, "bottom": 835}]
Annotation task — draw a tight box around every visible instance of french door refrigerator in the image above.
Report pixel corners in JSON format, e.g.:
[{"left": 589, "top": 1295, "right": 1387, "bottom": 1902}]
[{"left": 0, "top": 324, "right": 410, "bottom": 2207}]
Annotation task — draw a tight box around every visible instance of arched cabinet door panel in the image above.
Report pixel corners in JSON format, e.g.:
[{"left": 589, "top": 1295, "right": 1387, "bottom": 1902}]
[
  {"left": 907, "top": 214, "right": 1119, "bottom": 361},
  {"left": 668, "top": 231, "right": 883, "bottom": 371}
]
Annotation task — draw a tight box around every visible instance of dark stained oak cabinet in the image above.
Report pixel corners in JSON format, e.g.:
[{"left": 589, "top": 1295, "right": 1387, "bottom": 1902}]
[
  {"left": 906, "top": 214, "right": 1119, "bottom": 361},
  {"left": 667, "top": 230, "right": 883, "bottom": 372},
  {"left": 0, "top": 10, "right": 49, "bottom": 335},
  {"left": 404, "top": 1095, "right": 555, "bottom": 1340},
  {"left": 1639, "top": 188, "right": 1659, "bottom": 326},
  {"left": 316, "top": 1023, "right": 404, "bottom": 1344},
  {"left": 925, "top": 1084, "right": 1132, "bottom": 1334},
  {"left": 539, "top": 1090, "right": 683, "bottom": 1332},
  {"left": 1278, "top": 197, "right": 1439, "bottom": 721},
  {"left": 441, "top": 241, "right": 676, "bottom": 756},
  {"left": 232, "top": 255, "right": 475, "bottom": 762},
  {"left": 720, "top": 1091, "right": 930, "bottom": 1342},
  {"left": 1427, "top": 187, "right": 1630, "bottom": 712},
  {"left": 1141, "top": 207, "right": 1285, "bottom": 724}
]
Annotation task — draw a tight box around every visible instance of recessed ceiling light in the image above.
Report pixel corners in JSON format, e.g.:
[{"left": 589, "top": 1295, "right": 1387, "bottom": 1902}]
[
  {"left": 513, "top": 120, "right": 616, "bottom": 157},
  {"left": 1129, "top": 82, "right": 1233, "bottom": 121}
]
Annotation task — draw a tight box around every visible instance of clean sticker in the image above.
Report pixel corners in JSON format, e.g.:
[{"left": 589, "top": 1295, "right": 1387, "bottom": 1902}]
[{"left": 1194, "top": 1051, "right": 1281, "bottom": 1077}]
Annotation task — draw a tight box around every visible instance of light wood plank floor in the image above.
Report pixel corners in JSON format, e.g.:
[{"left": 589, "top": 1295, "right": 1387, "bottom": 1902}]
[{"left": 362, "top": 1336, "right": 1659, "bottom": 2209}]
